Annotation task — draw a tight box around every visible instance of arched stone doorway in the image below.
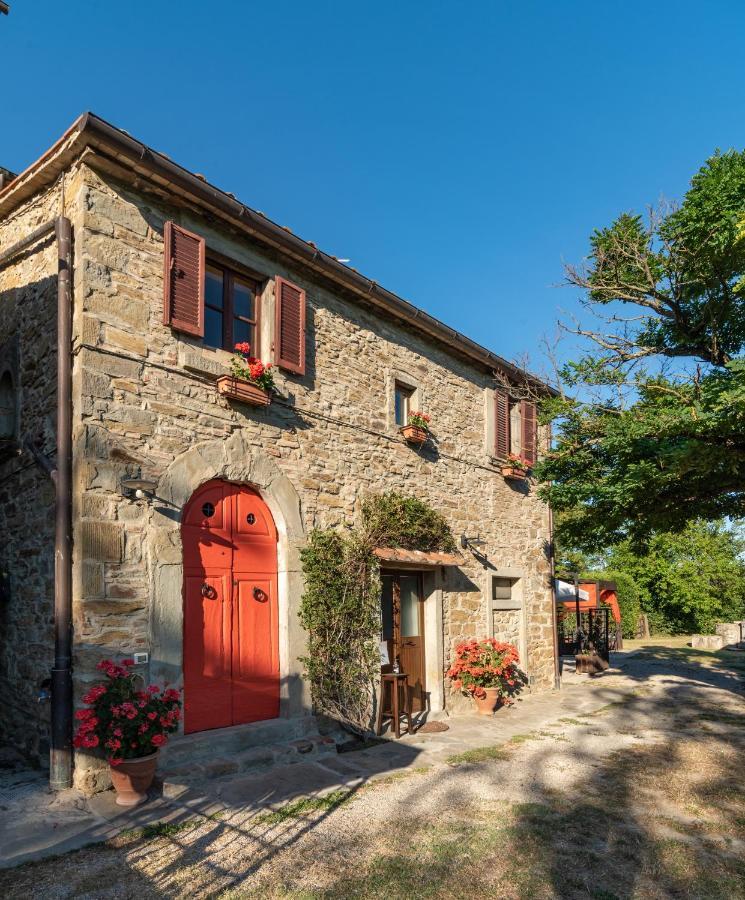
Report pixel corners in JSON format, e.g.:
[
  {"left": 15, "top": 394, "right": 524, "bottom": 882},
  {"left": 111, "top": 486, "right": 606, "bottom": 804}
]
[
  {"left": 146, "top": 431, "right": 308, "bottom": 725},
  {"left": 182, "top": 479, "right": 279, "bottom": 734}
]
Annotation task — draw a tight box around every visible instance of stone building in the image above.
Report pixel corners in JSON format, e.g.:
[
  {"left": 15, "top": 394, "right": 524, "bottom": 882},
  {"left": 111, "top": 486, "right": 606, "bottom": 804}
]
[{"left": 0, "top": 113, "right": 557, "bottom": 792}]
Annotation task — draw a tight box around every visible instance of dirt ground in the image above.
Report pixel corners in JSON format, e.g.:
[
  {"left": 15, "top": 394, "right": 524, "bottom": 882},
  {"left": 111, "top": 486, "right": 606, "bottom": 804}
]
[{"left": 3, "top": 642, "right": 745, "bottom": 899}]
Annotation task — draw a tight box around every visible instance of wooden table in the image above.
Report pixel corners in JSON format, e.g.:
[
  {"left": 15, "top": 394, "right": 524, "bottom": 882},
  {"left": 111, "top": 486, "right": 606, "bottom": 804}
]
[{"left": 375, "top": 672, "right": 413, "bottom": 739}]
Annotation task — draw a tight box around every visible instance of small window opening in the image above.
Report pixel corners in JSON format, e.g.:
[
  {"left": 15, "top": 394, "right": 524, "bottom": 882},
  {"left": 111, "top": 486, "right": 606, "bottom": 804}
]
[
  {"left": 0, "top": 372, "right": 16, "bottom": 440},
  {"left": 394, "top": 382, "right": 415, "bottom": 427},
  {"left": 492, "top": 577, "right": 514, "bottom": 602},
  {"left": 509, "top": 401, "right": 522, "bottom": 457}
]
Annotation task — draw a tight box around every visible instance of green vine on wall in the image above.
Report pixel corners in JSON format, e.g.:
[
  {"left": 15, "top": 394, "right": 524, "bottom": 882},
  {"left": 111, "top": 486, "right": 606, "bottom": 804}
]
[{"left": 299, "top": 492, "right": 455, "bottom": 734}]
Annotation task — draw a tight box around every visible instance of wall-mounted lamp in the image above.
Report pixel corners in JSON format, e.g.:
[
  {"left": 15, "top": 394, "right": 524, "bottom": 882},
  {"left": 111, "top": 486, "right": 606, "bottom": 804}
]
[
  {"left": 460, "top": 534, "right": 486, "bottom": 550},
  {"left": 121, "top": 470, "right": 158, "bottom": 502}
]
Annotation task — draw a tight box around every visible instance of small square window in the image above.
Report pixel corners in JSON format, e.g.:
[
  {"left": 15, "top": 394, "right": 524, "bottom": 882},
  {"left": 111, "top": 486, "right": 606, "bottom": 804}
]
[
  {"left": 492, "top": 577, "right": 513, "bottom": 601},
  {"left": 394, "top": 382, "right": 415, "bottom": 427}
]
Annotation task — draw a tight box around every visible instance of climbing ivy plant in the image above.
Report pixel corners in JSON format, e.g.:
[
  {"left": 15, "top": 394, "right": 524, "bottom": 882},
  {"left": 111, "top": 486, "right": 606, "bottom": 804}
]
[{"left": 299, "top": 491, "right": 455, "bottom": 734}]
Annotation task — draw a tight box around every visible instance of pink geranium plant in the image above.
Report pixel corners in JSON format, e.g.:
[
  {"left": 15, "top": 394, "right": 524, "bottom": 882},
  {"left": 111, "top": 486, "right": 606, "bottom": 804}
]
[
  {"left": 504, "top": 453, "right": 531, "bottom": 473},
  {"left": 230, "top": 342, "right": 275, "bottom": 392},
  {"left": 446, "top": 638, "right": 521, "bottom": 702},
  {"left": 73, "top": 659, "right": 182, "bottom": 766},
  {"left": 407, "top": 410, "right": 432, "bottom": 432}
]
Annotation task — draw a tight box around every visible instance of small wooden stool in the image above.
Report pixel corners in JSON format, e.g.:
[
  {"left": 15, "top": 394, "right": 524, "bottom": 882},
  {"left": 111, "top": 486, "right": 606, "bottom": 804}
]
[{"left": 375, "top": 673, "right": 413, "bottom": 738}]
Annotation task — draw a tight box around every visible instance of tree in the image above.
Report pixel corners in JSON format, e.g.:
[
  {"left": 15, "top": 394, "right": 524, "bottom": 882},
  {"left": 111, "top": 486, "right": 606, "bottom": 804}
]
[
  {"left": 538, "top": 150, "right": 745, "bottom": 549},
  {"left": 606, "top": 521, "right": 745, "bottom": 634}
]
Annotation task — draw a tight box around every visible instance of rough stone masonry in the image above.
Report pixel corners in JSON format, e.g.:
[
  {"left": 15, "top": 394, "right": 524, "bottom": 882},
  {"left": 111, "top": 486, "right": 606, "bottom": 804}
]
[{"left": 0, "top": 123, "right": 556, "bottom": 793}]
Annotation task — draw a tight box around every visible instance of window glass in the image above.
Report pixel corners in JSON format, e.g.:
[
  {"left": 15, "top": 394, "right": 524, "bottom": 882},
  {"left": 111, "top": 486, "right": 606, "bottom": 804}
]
[
  {"left": 205, "top": 307, "right": 223, "bottom": 349},
  {"left": 233, "top": 279, "right": 253, "bottom": 319},
  {"left": 203, "top": 264, "right": 259, "bottom": 350},
  {"left": 492, "top": 577, "right": 513, "bottom": 601},
  {"left": 510, "top": 402, "right": 522, "bottom": 456},
  {"left": 205, "top": 268, "right": 224, "bottom": 309},
  {"left": 233, "top": 318, "right": 252, "bottom": 345},
  {"left": 400, "top": 576, "right": 420, "bottom": 637},
  {"left": 395, "top": 383, "right": 413, "bottom": 426}
]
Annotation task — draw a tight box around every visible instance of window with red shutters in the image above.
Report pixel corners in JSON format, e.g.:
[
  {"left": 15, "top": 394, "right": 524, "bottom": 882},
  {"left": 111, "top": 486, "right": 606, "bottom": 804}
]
[
  {"left": 274, "top": 276, "right": 306, "bottom": 375},
  {"left": 163, "top": 221, "right": 205, "bottom": 337},
  {"left": 521, "top": 400, "right": 537, "bottom": 465},
  {"left": 494, "top": 389, "right": 510, "bottom": 459}
]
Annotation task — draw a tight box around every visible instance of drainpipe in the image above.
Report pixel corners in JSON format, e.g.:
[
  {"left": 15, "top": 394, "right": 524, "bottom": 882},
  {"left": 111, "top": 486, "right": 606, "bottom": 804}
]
[
  {"left": 548, "top": 503, "right": 561, "bottom": 690},
  {"left": 50, "top": 216, "right": 73, "bottom": 790}
]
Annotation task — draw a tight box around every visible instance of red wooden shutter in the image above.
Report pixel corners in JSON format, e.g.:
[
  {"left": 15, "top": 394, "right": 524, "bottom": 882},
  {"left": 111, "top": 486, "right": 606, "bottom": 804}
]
[
  {"left": 163, "top": 221, "right": 205, "bottom": 337},
  {"left": 521, "top": 400, "right": 537, "bottom": 465},
  {"left": 274, "top": 276, "right": 306, "bottom": 375},
  {"left": 494, "top": 389, "right": 510, "bottom": 458}
]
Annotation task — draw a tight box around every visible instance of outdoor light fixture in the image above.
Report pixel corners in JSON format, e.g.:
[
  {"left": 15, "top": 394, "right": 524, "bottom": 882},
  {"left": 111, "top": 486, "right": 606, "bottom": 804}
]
[
  {"left": 460, "top": 534, "right": 486, "bottom": 550},
  {"left": 121, "top": 470, "right": 158, "bottom": 501}
]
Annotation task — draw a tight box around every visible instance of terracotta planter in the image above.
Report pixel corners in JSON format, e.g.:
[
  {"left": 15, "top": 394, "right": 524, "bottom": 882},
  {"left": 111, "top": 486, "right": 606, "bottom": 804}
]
[
  {"left": 216, "top": 375, "right": 271, "bottom": 407},
  {"left": 500, "top": 466, "right": 529, "bottom": 480},
  {"left": 575, "top": 652, "right": 609, "bottom": 675},
  {"left": 473, "top": 687, "right": 501, "bottom": 716},
  {"left": 400, "top": 424, "right": 428, "bottom": 445},
  {"left": 109, "top": 751, "right": 159, "bottom": 807}
]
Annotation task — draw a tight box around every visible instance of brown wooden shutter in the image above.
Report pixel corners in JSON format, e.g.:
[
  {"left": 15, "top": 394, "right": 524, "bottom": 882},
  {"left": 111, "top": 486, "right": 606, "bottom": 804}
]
[
  {"left": 494, "top": 389, "right": 510, "bottom": 458},
  {"left": 274, "top": 276, "right": 306, "bottom": 375},
  {"left": 521, "top": 399, "right": 537, "bottom": 465},
  {"left": 163, "top": 221, "right": 205, "bottom": 337}
]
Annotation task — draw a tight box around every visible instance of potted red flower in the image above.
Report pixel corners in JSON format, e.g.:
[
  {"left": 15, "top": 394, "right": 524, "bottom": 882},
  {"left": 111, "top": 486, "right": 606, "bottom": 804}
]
[
  {"left": 500, "top": 453, "right": 531, "bottom": 480},
  {"left": 74, "top": 659, "right": 182, "bottom": 807},
  {"left": 400, "top": 411, "right": 431, "bottom": 445},
  {"left": 217, "top": 342, "right": 274, "bottom": 406},
  {"left": 446, "top": 638, "right": 521, "bottom": 716}
]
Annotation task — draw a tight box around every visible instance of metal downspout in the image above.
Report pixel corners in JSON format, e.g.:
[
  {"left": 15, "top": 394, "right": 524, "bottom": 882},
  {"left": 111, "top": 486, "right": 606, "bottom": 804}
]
[
  {"left": 548, "top": 503, "right": 561, "bottom": 690},
  {"left": 50, "top": 216, "right": 73, "bottom": 790}
]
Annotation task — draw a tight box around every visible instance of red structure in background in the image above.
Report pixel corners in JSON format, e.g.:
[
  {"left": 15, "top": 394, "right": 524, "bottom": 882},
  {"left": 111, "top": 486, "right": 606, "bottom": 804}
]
[{"left": 556, "top": 579, "right": 622, "bottom": 647}]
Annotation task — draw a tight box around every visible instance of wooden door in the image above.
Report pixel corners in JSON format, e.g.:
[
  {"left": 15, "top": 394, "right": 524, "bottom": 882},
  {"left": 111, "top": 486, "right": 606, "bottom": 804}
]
[
  {"left": 182, "top": 480, "right": 279, "bottom": 734},
  {"left": 380, "top": 573, "right": 426, "bottom": 711}
]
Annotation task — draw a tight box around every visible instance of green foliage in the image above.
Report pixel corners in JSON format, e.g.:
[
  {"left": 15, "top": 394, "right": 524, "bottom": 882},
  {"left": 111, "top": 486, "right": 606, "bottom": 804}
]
[
  {"left": 360, "top": 492, "right": 457, "bottom": 552},
  {"left": 299, "top": 492, "right": 456, "bottom": 734},
  {"left": 538, "top": 365, "right": 745, "bottom": 549},
  {"left": 606, "top": 521, "right": 745, "bottom": 634},
  {"left": 299, "top": 530, "right": 380, "bottom": 735},
  {"left": 541, "top": 149, "right": 745, "bottom": 549}
]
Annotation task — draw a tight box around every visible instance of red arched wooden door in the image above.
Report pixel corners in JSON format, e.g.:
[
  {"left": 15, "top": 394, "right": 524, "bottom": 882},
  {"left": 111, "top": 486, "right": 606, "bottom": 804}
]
[{"left": 182, "top": 480, "right": 279, "bottom": 734}]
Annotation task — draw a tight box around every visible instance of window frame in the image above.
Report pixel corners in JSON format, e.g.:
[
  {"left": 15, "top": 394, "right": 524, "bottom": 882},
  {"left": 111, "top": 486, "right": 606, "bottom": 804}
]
[
  {"left": 203, "top": 256, "right": 263, "bottom": 353},
  {"left": 394, "top": 381, "right": 415, "bottom": 427}
]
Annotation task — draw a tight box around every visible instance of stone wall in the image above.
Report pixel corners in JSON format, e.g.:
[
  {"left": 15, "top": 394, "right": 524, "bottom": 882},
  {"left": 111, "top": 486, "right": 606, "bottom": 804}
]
[
  {"left": 493, "top": 609, "right": 522, "bottom": 648},
  {"left": 71, "top": 161, "right": 554, "bottom": 700},
  {"left": 0, "top": 180, "right": 69, "bottom": 761},
  {"left": 3, "top": 156, "right": 556, "bottom": 781}
]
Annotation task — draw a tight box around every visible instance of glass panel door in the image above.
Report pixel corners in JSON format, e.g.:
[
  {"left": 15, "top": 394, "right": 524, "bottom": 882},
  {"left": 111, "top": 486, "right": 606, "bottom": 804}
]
[{"left": 399, "top": 575, "right": 420, "bottom": 637}]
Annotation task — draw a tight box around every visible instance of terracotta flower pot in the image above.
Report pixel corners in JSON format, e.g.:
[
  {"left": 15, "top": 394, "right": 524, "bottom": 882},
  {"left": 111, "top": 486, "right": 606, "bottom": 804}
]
[
  {"left": 400, "top": 424, "right": 428, "bottom": 445},
  {"left": 109, "top": 751, "right": 159, "bottom": 807},
  {"left": 500, "top": 466, "right": 528, "bottom": 480},
  {"left": 216, "top": 375, "right": 271, "bottom": 406},
  {"left": 473, "top": 687, "right": 501, "bottom": 716},
  {"left": 575, "top": 652, "right": 609, "bottom": 675}
]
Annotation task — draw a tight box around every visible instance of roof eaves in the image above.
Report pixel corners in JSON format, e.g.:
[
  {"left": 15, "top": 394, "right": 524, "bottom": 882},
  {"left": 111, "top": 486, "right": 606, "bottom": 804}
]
[{"left": 0, "top": 112, "right": 557, "bottom": 395}]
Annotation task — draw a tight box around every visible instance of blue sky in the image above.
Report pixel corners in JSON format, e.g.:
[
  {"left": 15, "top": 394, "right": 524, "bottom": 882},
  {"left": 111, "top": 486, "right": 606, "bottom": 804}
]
[{"left": 2, "top": 1, "right": 744, "bottom": 376}]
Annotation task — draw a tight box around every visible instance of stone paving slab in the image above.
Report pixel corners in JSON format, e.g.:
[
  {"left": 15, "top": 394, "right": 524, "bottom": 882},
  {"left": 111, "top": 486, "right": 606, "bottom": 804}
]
[{"left": 0, "top": 655, "right": 638, "bottom": 869}]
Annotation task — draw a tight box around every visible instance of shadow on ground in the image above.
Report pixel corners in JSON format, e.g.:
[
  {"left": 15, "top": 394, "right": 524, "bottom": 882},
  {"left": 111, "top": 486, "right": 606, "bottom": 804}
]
[{"left": 2, "top": 646, "right": 745, "bottom": 899}]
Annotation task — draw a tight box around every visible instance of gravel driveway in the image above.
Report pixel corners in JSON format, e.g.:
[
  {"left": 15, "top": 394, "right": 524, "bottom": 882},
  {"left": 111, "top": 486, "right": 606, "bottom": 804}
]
[{"left": 3, "top": 642, "right": 745, "bottom": 899}]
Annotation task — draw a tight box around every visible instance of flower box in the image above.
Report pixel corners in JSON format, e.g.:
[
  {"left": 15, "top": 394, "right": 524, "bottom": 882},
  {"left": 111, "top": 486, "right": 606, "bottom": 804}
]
[
  {"left": 400, "top": 424, "right": 428, "bottom": 445},
  {"left": 500, "top": 466, "right": 529, "bottom": 480},
  {"left": 216, "top": 375, "right": 271, "bottom": 407}
]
